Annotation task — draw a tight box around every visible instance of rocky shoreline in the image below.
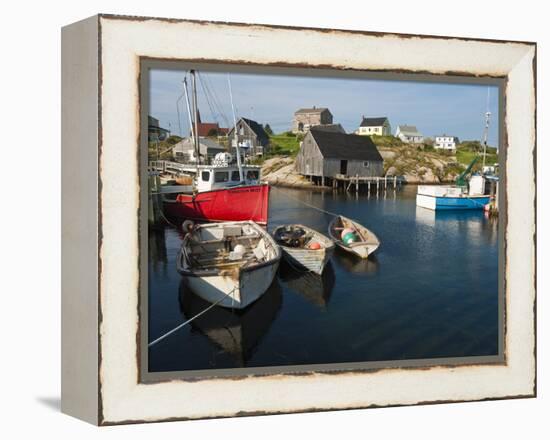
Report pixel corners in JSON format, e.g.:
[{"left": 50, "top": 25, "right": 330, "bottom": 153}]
[{"left": 261, "top": 155, "right": 457, "bottom": 190}]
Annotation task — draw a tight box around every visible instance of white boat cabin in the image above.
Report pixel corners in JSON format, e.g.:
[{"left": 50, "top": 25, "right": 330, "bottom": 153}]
[{"left": 195, "top": 164, "right": 262, "bottom": 192}]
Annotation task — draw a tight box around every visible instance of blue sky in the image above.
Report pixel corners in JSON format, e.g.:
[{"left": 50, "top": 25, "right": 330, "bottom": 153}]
[{"left": 149, "top": 69, "right": 499, "bottom": 147}]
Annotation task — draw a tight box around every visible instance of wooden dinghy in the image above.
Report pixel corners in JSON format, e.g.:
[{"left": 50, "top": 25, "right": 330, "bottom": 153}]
[
  {"left": 272, "top": 224, "right": 334, "bottom": 275},
  {"left": 177, "top": 221, "right": 281, "bottom": 309},
  {"left": 328, "top": 215, "right": 380, "bottom": 259}
]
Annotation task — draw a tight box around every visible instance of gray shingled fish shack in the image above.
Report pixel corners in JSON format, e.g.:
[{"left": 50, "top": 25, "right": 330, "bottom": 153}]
[{"left": 295, "top": 128, "right": 384, "bottom": 182}]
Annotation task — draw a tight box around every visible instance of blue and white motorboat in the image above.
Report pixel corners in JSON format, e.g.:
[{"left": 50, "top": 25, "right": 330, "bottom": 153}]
[
  {"left": 416, "top": 171, "right": 495, "bottom": 211},
  {"left": 416, "top": 183, "right": 491, "bottom": 211}
]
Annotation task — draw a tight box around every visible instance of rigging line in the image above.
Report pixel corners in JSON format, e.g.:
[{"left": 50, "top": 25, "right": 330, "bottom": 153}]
[
  {"left": 203, "top": 72, "right": 228, "bottom": 127},
  {"left": 197, "top": 72, "right": 217, "bottom": 124},
  {"left": 204, "top": 73, "right": 231, "bottom": 128},
  {"left": 148, "top": 288, "right": 236, "bottom": 348},
  {"left": 207, "top": 74, "right": 231, "bottom": 127}
]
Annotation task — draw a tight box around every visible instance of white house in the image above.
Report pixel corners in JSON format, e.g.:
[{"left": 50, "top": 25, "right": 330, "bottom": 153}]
[
  {"left": 355, "top": 117, "right": 391, "bottom": 136},
  {"left": 434, "top": 135, "right": 459, "bottom": 150},
  {"left": 172, "top": 137, "right": 226, "bottom": 163},
  {"left": 395, "top": 125, "right": 424, "bottom": 144}
]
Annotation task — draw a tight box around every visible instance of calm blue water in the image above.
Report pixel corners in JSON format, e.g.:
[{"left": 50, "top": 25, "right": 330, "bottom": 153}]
[{"left": 148, "top": 185, "right": 499, "bottom": 372}]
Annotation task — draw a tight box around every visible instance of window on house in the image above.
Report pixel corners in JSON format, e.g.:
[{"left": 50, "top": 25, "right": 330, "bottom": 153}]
[
  {"left": 201, "top": 171, "right": 210, "bottom": 182},
  {"left": 239, "top": 125, "right": 244, "bottom": 135},
  {"left": 214, "top": 171, "right": 229, "bottom": 182},
  {"left": 363, "top": 161, "right": 370, "bottom": 167}
]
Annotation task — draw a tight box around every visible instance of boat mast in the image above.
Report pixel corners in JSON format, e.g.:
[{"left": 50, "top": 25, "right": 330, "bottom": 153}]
[
  {"left": 227, "top": 73, "right": 244, "bottom": 182},
  {"left": 191, "top": 70, "right": 201, "bottom": 169},
  {"left": 182, "top": 77, "right": 195, "bottom": 151}
]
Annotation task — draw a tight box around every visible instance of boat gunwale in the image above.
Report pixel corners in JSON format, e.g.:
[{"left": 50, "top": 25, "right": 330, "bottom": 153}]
[
  {"left": 272, "top": 224, "right": 335, "bottom": 253},
  {"left": 161, "top": 182, "right": 270, "bottom": 199},
  {"left": 177, "top": 221, "right": 282, "bottom": 277}
]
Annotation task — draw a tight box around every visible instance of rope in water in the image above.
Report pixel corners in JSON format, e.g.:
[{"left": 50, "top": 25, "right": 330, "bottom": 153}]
[
  {"left": 148, "top": 288, "right": 236, "bottom": 348},
  {"left": 271, "top": 186, "right": 339, "bottom": 218}
]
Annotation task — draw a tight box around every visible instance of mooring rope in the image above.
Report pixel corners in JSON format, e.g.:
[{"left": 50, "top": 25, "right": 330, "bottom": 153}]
[
  {"left": 271, "top": 186, "right": 339, "bottom": 218},
  {"left": 148, "top": 288, "right": 236, "bottom": 348}
]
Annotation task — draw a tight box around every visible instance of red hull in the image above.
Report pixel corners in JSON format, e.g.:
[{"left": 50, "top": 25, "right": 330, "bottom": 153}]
[{"left": 163, "top": 184, "right": 270, "bottom": 225}]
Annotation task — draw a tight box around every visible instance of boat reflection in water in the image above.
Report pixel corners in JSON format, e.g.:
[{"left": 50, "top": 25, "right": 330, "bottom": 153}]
[
  {"left": 333, "top": 250, "right": 380, "bottom": 276},
  {"left": 178, "top": 279, "right": 282, "bottom": 366},
  {"left": 277, "top": 260, "right": 336, "bottom": 309}
]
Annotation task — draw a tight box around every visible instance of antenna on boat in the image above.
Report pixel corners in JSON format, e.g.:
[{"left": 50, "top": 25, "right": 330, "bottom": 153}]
[
  {"left": 227, "top": 73, "right": 244, "bottom": 182},
  {"left": 481, "top": 87, "right": 491, "bottom": 170}
]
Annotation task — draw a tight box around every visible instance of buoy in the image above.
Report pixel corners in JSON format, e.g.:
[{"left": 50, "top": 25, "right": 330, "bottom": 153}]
[
  {"left": 343, "top": 231, "right": 358, "bottom": 244},
  {"left": 181, "top": 220, "right": 195, "bottom": 234},
  {"left": 341, "top": 228, "right": 355, "bottom": 239},
  {"left": 233, "top": 244, "right": 246, "bottom": 255},
  {"left": 309, "top": 242, "right": 321, "bottom": 250}
]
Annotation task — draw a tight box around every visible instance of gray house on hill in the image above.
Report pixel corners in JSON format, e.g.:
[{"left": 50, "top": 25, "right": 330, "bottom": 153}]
[
  {"left": 227, "top": 117, "right": 269, "bottom": 156},
  {"left": 395, "top": 125, "right": 424, "bottom": 144},
  {"left": 295, "top": 129, "right": 384, "bottom": 179},
  {"left": 292, "top": 107, "right": 333, "bottom": 133}
]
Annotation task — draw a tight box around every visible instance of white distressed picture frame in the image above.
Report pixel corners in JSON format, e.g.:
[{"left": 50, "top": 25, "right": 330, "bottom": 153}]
[{"left": 61, "top": 14, "right": 536, "bottom": 425}]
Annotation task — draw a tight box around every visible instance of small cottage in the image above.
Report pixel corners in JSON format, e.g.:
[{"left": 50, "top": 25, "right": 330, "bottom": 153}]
[
  {"left": 172, "top": 137, "right": 226, "bottom": 163},
  {"left": 395, "top": 125, "right": 424, "bottom": 144},
  {"left": 292, "top": 107, "right": 333, "bottom": 133},
  {"left": 295, "top": 129, "right": 384, "bottom": 179},
  {"left": 227, "top": 117, "right": 269, "bottom": 156},
  {"left": 355, "top": 117, "right": 391, "bottom": 136},
  {"left": 434, "top": 135, "right": 459, "bottom": 150}
]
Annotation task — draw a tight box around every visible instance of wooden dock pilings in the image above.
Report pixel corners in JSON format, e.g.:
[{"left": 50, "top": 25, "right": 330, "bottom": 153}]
[
  {"left": 305, "top": 174, "right": 403, "bottom": 193},
  {"left": 148, "top": 173, "right": 162, "bottom": 226}
]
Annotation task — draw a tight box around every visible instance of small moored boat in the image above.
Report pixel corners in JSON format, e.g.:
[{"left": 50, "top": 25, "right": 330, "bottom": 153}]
[
  {"left": 273, "top": 224, "right": 334, "bottom": 275},
  {"left": 177, "top": 221, "right": 281, "bottom": 309},
  {"left": 328, "top": 215, "right": 380, "bottom": 259}
]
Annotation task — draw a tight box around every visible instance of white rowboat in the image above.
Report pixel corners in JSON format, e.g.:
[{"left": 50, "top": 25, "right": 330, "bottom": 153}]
[
  {"left": 176, "top": 221, "right": 281, "bottom": 309},
  {"left": 328, "top": 215, "right": 380, "bottom": 259},
  {"left": 272, "top": 224, "right": 335, "bottom": 275}
]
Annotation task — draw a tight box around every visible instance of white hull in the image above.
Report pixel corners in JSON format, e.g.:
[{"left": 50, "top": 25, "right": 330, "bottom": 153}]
[
  {"left": 182, "top": 262, "right": 279, "bottom": 309},
  {"left": 328, "top": 215, "right": 380, "bottom": 260},
  {"left": 334, "top": 241, "right": 378, "bottom": 258},
  {"left": 282, "top": 246, "right": 333, "bottom": 275}
]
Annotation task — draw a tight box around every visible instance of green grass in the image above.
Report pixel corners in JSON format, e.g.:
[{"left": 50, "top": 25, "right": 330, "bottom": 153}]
[
  {"left": 455, "top": 147, "right": 498, "bottom": 168},
  {"left": 268, "top": 133, "right": 301, "bottom": 157},
  {"left": 370, "top": 134, "right": 405, "bottom": 148}
]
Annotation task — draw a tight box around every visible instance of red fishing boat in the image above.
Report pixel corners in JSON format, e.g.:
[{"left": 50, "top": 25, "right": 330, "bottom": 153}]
[
  {"left": 159, "top": 70, "right": 270, "bottom": 225},
  {"left": 161, "top": 163, "right": 270, "bottom": 225}
]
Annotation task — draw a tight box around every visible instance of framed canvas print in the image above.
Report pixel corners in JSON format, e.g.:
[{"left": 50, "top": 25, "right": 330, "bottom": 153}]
[{"left": 61, "top": 14, "right": 536, "bottom": 425}]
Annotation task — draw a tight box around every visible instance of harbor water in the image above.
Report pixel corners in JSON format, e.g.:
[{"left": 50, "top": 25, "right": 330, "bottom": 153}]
[{"left": 148, "top": 185, "right": 499, "bottom": 372}]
